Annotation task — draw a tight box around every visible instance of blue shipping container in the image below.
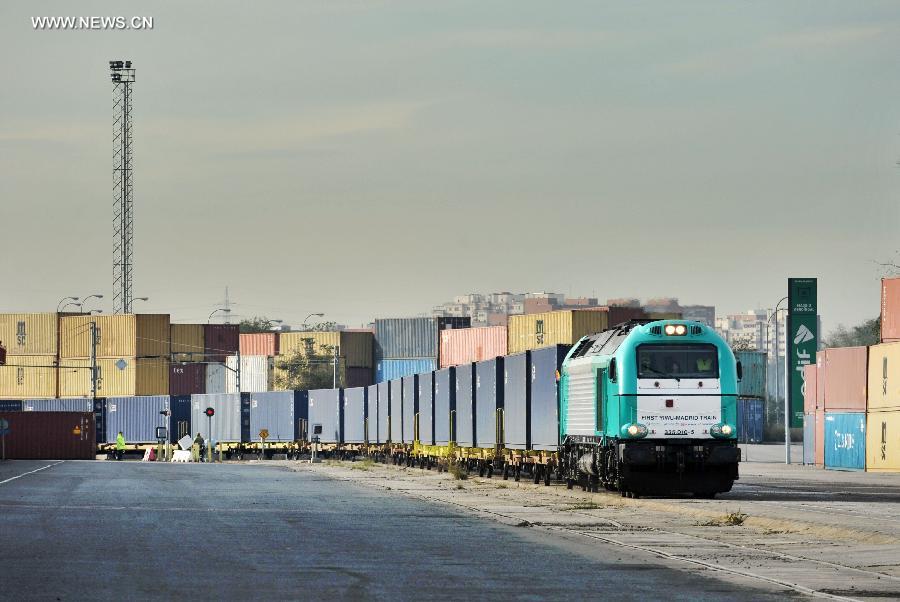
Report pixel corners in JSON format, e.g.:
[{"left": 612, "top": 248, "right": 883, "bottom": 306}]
[
  {"left": 308, "top": 389, "right": 342, "bottom": 444},
  {"left": 418, "top": 372, "right": 434, "bottom": 446},
  {"left": 803, "top": 413, "right": 815, "bottom": 465},
  {"left": 503, "top": 352, "right": 528, "bottom": 450},
  {"left": 824, "top": 412, "right": 866, "bottom": 471},
  {"left": 735, "top": 351, "right": 767, "bottom": 399},
  {"left": 366, "top": 385, "right": 378, "bottom": 443},
  {"left": 434, "top": 367, "right": 455, "bottom": 446},
  {"left": 0, "top": 400, "right": 23, "bottom": 412},
  {"left": 248, "top": 391, "right": 295, "bottom": 442},
  {"left": 376, "top": 381, "right": 390, "bottom": 444},
  {"left": 24, "top": 398, "right": 93, "bottom": 412},
  {"left": 531, "top": 345, "right": 568, "bottom": 450},
  {"left": 390, "top": 379, "right": 403, "bottom": 443},
  {"left": 455, "top": 363, "right": 475, "bottom": 447},
  {"left": 343, "top": 387, "right": 367, "bottom": 444},
  {"left": 170, "top": 395, "right": 192, "bottom": 443},
  {"left": 475, "top": 358, "right": 503, "bottom": 448},
  {"left": 402, "top": 375, "right": 418, "bottom": 444},
  {"left": 736, "top": 398, "right": 764, "bottom": 444},
  {"left": 375, "top": 317, "right": 471, "bottom": 360},
  {"left": 105, "top": 395, "right": 170, "bottom": 444},
  {"left": 376, "top": 358, "right": 436, "bottom": 383}
]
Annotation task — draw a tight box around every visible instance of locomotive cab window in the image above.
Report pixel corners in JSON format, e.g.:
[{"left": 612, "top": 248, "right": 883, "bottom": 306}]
[{"left": 637, "top": 344, "right": 718, "bottom": 379}]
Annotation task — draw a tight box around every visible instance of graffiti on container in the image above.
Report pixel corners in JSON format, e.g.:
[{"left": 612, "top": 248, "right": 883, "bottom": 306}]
[
  {"left": 16, "top": 321, "right": 25, "bottom": 346},
  {"left": 833, "top": 431, "right": 855, "bottom": 450},
  {"left": 883, "top": 357, "right": 889, "bottom": 397},
  {"left": 883, "top": 420, "right": 888, "bottom": 461}
]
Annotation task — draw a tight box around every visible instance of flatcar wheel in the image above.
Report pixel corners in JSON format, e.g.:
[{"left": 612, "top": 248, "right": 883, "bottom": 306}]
[
  {"left": 544, "top": 468, "right": 551, "bottom": 487},
  {"left": 502, "top": 464, "right": 509, "bottom": 480},
  {"left": 620, "top": 488, "right": 627, "bottom": 498},
  {"left": 566, "top": 479, "right": 574, "bottom": 490},
  {"left": 486, "top": 464, "right": 493, "bottom": 478},
  {"left": 533, "top": 466, "right": 541, "bottom": 484},
  {"left": 514, "top": 467, "right": 521, "bottom": 482}
]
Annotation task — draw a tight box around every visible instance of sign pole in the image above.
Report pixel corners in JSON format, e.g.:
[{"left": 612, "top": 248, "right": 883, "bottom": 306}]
[
  {"left": 784, "top": 311, "right": 791, "bottom": 465},
  {"left": 787, "top": 278, "right": 818, "bottom": 466}
]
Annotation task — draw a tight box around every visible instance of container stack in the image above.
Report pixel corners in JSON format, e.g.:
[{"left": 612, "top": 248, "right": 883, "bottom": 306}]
[
  {"left": 58, "top": 314, "right": 170, "bottom": 398},
  {"left": 169, "top": 324, "right": 206, "bottom": 395},
  {"left": 0, "top": 313, "right": 62, "bottom": 399},
  {"left": 507, "top": 309, "right": 621, "bottom": 355},
  {"left": 374, "top": 317, "right": 469, "bottom": 382},
  {"left": 820, "top": 347, "right": 868, "bottom": 471},
  {"left": 225, "top": 355, "right": 274, "bottom": 393},
  {"left": 439, "top": 326, "right": 507, "bottom": 368},
  {"left": 866, "top": 281, "right": 900, "bottom": 473},
  {"left": 734, "top": 351, "right": 766, "bottom": 444},
  {"left": 276, "top": 330, "right": 374, "bottom": 388}
]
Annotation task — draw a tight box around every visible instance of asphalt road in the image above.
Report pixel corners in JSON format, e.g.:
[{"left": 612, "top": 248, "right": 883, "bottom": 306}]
[{"left": 0, "top": 460, "right": 795, "bottom": 601}]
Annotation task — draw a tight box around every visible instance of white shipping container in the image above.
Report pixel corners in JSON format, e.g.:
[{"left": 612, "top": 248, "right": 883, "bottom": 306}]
[
  {"left": 226, "top": 355, "right": 273, "bottom": 393},
  {"left": 206, "top": 363, "right": 227, "bottom": 395}
]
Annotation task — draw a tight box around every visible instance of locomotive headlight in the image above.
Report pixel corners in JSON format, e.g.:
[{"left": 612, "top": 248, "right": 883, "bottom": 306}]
[
  {"left": 622, "top": 423, "right": 649, "bottom": 439},
  {"left": 710, "top": 423, "right": 735, "bottom": 439},
  {"left": 664, "top": 324, "right": 687, "bottom": 336}
]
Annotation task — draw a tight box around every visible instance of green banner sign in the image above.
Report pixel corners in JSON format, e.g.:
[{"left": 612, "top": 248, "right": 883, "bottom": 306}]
[{"left": 787, "top": 278, "right": 817, "bottom": 429}]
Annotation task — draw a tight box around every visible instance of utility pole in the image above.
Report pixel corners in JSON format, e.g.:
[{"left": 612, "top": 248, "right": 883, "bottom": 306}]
[
  {"left": 783, "top": 310, "right": 791, "bottom": 465},
  {"left": 236, "top": 347, "right": 241, "bottom": 393},
  {"left": 90, "top": 321, "right": 98, "bottom": 398},
  {"left": 332, "top": 346, "right": 337, "bottom": 388}
]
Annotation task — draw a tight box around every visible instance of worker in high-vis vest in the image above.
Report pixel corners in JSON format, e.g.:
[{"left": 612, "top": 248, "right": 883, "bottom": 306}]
[
  {"left": 696, "top": 357, "right": 712, "bottom": 372},
  {"left": 115, "top": 431, "right": 126, "bottom": 461}
]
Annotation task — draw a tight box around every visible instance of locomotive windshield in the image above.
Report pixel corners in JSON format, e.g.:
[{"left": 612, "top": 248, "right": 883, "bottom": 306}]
[{"left": 636, "top": 344, "right": 719, "bottom": 379}]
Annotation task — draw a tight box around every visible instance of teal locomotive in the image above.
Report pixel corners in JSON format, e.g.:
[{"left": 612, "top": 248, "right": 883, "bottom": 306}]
[{"left": 559, "top": 320, "right": 741, "bottom": 498}]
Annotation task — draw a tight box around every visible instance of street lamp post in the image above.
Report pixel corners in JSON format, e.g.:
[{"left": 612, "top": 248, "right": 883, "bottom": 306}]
[
  {"left": 208, "top": 308, "right": 231, "bottom": 324},
  {"left": 769, "top": 297, "right": 790, "bottom": 465},
  {"left": 303, "top": 313, "right": 324, "bottom": 330},
  {"left": 80, "top": 294, "right": 104, "bottom": 312},
  {"left": 57, "top": 297, "right": 79, "bottom": 312},
  {"left": 61, "top": 302, "right": 81, "bottom": 313}
]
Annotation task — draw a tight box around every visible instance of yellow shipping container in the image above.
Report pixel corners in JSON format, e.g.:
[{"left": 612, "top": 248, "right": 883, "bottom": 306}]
[
  {"left": 0, "top": 313, "right": 62, "bottom": 355},
  {"left": 58, "top": 357, "right": 169, "bottom": 397},
  {"left": 867, "top": 343, "right": 900, "bottom": 412},
  {"left": 866, "top": 410, "right": 900, "bottom": 473},
  {"left": 507, "top": 310, "right": 609, "bottom": 355},
  {"left": 278, "top": 331, "right": 373, "bottom": 368},
  {"left": 0, "top": 355, "right": 58, "bottom": 399},
  {"left": 60, "top": 314, "right": 170, "bottom": 359},
  {"left": 170, "top": 324, "right": 205, "bottom": 361}
]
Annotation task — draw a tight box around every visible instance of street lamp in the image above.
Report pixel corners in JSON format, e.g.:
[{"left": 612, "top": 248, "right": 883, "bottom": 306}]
[
  {"left": 303, "top": 313, "right": 324, "bottom": 330},
  {"left": 133, "top": 297, "right": 149, "bottom": 306},
  {"left": 208, "top": 308, "right": 231, "bottom": 323},
  {"left": 80, "top": 294, "right": 104, "bottom": 312},
  {"left": 57, "top": 296, "right": 79, "bottom": 312},
  {"left": 768, "top": 296, "right": 789, "bottom": 465},
  {"left": 61, "top": 302, "right": 81, "bottom": 312}
]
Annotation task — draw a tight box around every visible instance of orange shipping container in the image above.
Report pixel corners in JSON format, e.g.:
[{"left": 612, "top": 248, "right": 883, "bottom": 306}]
[
  {"left": 881, "top": 278, "right": 900, "bottom": 342},
  {"left": 240, "top": 333, "right": 279, "bottom": 356},
  {"left": 439, "top": 326, "right": 507, "bottom": 368},
  {"left": 803, "top": 364, "right": 817, "bottom": 414},
  {"left": 822, "top": 346, "right": 867, "bottom": 411}
]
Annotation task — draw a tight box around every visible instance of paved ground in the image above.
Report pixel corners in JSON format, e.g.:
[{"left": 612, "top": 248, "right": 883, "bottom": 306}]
[
  {"left": 305, "top": 458, "right": 900, "bottom": 601},
  {"left": 0, "top": 460, "right": 795, "bottom": 601}
]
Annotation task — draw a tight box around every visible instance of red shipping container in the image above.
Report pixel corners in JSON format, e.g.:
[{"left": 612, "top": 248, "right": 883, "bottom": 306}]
[
  {"left": 822, "top": 346, "right": 868, "bottom": 411},
  {"left": 440, "top": 326, "right": 508, "bottom": 368},
  {"left": 882, "top": 278, "right": 900, "bottom": 342},
  {"left": 815, "top": 408, "right": 825, "bottom": 466},
  {"left": 204, "top": 324, "right": 239, "bottom": 362},
  {"left": 239, "top": 333, "right": 279, "bottom": 356},
  {"left": 169, "top": 363, "right": 206, "bottom": 396},
  {"left": 803, "top": 364, "right": 817, "bottom": 414},
  {"left": 0, "top": 412, "right": 95, "bottom": 460}
]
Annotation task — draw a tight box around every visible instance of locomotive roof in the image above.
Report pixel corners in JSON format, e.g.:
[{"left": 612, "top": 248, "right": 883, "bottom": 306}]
[{"left": 568, "top": 320, "right": 648, "bottom": 360}]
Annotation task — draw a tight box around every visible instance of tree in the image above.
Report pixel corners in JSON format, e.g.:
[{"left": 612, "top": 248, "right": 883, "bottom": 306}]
[
  {"left": 298, "top": 321, "right": 339, "bottom": 332},
  {"left": 825, "top": 317, "right": 880, "bottom": 348},
  {"left": 273, "top": 338, "right": 338, "bottom": 390},
  {"left": 240, "top": 316, "right": 275, "bottom": 333}
]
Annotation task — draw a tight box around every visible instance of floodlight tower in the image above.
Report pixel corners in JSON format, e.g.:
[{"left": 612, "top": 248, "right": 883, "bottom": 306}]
[{"left": 110, "top": 60, "right": 135, "bottom": 314}]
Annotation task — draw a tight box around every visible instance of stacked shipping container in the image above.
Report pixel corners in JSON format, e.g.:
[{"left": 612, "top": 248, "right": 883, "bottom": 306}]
[
  {"left": 820, "top": 347, "right": 868, "bottom": 470},
  {"left": 439, "top": 326, "right": 507, "bottom": 368},
  {"left": 0, "top": 313, "right": 63, "bottom": 398},
  {"left": 375, "top": 317, "right": 469, "bottom": 382},
  {"left": 276, "top": 331, "right": 374, "bottom": 389},
  {"left": 866, "top": 341, "right": 900, "bottom": 472},
  {"left": 734, "top": 351, "right": 766, "bottom": 444}
]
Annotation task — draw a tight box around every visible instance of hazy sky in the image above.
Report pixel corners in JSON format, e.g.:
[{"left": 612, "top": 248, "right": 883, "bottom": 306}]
[{"left": 1, "top": 1, "right": 898, "bottom": 330}]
